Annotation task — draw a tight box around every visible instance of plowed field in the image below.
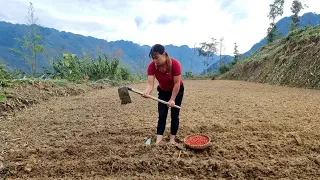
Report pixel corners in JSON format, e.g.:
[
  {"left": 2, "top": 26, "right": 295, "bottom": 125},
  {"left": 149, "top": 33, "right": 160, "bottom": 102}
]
[{"left": 1, "top": 80, "right": 320, "bottom": 179}]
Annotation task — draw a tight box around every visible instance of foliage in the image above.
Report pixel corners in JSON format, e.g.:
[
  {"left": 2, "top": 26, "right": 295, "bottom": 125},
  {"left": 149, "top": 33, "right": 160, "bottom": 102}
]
[
  {"left": 0, "top": 61, "right": 12, "bottom": 87},
  {"left": 46, "top": 53, "right": 133, "bottom": 82},
  {"left": 218, "top": 37, "right": 225, "bottom": 67},
  {"left": 267, "top": 23, "right": 283, "bottom": 43},
  {"left": 219, "top": 64, "right": 230, "bottom": 74},
  {"left": 267, "top": 0, "right": 285, "bottom": 43},
  {"left": 0, "top": 62, "right": 10, "bottom": 80},
  {"left": 282, "top": 25, "right": 320, "bottom": 45},
  {"left": 183, "top": 71, "right": 194, "bottom": 79},
  {"left": 198, "top": 37, "right": 218, "bottom": 74},
  {"left": 267, "top": 0, "right": 285, "bottom": 21},
  {"left": 0, "top": 95, "right": 6, "bottom": 103},
  {"left": 290, "top": 0, "right": 308, "bottom": 31},
  {"left": 233, "top": 43, "right": 241, "bottom": 64},
  {"left": 9, "top": 2, "right": 45, "bottom": 76}
]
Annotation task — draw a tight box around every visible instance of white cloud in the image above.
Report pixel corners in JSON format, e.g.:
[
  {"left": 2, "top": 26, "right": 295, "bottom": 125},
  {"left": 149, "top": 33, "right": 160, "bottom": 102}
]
[{"left": 1, "top": 0, "right": 319, "bottom": 55}]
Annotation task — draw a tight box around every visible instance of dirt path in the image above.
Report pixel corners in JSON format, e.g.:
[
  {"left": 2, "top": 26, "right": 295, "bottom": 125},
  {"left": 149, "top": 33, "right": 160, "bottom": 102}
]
[{"left": 1, "top": 80, "right": 320, "bottom": 179}]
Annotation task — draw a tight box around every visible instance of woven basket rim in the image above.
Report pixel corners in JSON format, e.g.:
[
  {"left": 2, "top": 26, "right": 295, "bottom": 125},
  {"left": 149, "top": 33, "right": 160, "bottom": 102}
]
[{"left": 183, "top": 134, "right": 211, "bottom": 149}]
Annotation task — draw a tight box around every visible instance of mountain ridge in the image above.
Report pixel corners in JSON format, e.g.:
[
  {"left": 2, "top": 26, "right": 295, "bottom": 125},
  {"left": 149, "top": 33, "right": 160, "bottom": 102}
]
[
  {"left": 0, "top": 20, "right": 232, "bottom": 75},
  {"left": 1, "top": 12, "right": 319, "bottom": 75}
]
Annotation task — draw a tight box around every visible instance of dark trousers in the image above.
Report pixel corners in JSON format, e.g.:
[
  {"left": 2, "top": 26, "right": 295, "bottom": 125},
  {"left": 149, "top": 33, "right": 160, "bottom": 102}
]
[{"left": 157, "top": 84, "right": 184, "bottom": 136}]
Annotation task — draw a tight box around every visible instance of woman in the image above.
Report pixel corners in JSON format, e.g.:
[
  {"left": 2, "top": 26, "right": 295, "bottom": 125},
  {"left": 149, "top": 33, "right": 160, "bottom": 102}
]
[{"left": 142, "top": 44, "right": 184, "bottom": 145}]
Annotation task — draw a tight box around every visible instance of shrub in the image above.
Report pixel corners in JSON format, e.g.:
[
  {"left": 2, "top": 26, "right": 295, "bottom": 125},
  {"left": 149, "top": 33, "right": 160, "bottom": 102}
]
[
  {"left": 46, "top": 53, "right": 132, "bottom": 82},
  {"left": 0, "top": 61, "right": 11, "bottom": 87},
  {"left": 219, "top": 64, "right": 230, "bottom": 74},
  {"left": 184, "top": 71, "right": 194, "bottom": 79}
]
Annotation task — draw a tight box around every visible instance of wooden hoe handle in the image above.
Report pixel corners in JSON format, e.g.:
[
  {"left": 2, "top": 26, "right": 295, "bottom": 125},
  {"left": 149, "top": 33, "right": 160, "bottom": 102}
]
[{"left": 127, "top": 87, "right": 181, "bottom": 109}]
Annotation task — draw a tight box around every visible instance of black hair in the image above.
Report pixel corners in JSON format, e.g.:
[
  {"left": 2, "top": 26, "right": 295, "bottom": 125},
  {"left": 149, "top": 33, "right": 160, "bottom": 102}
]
[{"left": 149, "top": 44, "right": 165, "bottom": 58}]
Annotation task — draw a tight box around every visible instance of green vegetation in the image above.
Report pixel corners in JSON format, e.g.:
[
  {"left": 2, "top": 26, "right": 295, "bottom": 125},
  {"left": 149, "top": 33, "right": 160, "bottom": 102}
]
[
  {"left": 198, "top": 37, "right": 218, "bottom": 75},
  {"left": 267, "top": 0, "right": 285, "bottom": 43},
  {"left": 183, "top": 71, "right": 194, "bottom": 79},
  {"left": 9, "top": 2, "right": 45, "bottom": 76},
  {"left": 46, "top": 53, "right": 133, "bottom": 83},
  {"left": 0, "top": 61, "right": 10, "bottom": 82},
  {"left": 219, "top": 25, "right": 320, "bottom": 89},
  {"left": 290, "top": 0, "right": 308, "bottom": 31}
]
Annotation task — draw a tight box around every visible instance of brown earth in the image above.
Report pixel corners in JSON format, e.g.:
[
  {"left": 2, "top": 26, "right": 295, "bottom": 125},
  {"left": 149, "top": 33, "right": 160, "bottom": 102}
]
[
  {"left": 0, "top": 80, "right": 110, "bottom": 117},
  {"left": 1, "top": 79, "right": 320, "bottom": 179}
]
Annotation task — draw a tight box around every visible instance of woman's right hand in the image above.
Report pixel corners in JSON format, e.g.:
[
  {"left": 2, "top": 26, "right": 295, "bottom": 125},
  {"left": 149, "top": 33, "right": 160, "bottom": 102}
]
[{"left": 142, "top": 90, "right": 150, "bottom": 98}]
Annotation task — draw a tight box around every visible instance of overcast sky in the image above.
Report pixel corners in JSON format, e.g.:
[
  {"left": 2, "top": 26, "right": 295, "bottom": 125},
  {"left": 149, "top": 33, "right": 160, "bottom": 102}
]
[{"left": 0, "top": 0, "right": 319, "bottom": 55}]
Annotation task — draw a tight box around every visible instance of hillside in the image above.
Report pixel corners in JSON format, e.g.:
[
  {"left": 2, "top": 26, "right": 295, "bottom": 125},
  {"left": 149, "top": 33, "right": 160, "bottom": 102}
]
[
  {"left": 206, "top": 12, "right": 320, "bottom": 73},
  {"left": 0, "top": 21, "right": 233, "bottom": 75},
  {"left": 219, "top": 25, "right": 320, "bottom": 89}
]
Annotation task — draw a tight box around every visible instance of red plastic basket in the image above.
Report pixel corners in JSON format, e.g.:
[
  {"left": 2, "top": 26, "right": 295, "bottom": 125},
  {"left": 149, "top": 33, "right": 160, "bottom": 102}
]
[{"left": 184, "top": 134, "right": 211, "bottom": 150}]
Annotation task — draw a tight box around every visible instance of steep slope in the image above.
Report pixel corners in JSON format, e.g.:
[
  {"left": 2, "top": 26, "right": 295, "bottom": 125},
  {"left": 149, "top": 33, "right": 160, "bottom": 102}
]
[
  {"left": 0, "top": 21, "right": 233, "bottom": 75},
  {"left": 243, "top": 12, "right": 320, "bottom": 57},
  {"left": 206, "top": 12, "right": 320, "bottom": 73},
  {"left": 219, "top": 25, "right": 320, "bottom": 89}
]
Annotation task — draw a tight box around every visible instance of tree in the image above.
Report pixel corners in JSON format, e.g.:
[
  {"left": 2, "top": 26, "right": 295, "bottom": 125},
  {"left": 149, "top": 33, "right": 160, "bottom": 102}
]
[
  {"left": 267, "top": 0, "right": 285, "bottom": 43},
  {"left": 198, "top": 37, "right": 218, "bottom": 74},
  {"left": 232, "top": 42, "right": 240, "bottom": 66},
  {"left": 10, "top": 2, "right": 45, "bottom": 76},
  {"left": 267, "top": 23, "right": 278, "bottom": 43},
  {"left": 290, "top": 0, "right": 308, "bottom": 31},
  {"left": 190, "top": 42, "right": 197, "bottom": 73},
  {"left": 218, "top": 37, "right": 225, "bottom": 67}
]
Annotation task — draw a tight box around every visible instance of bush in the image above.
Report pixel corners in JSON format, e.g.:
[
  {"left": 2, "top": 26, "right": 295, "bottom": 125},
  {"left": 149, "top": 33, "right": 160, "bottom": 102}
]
[
  {"left": 219, "top": 64, "right": 230, "bottom": 74},
  {"left": 184, "top": 71, "right": 194, "bottom": 79},
  {"left": 46, "top": 53, "right": 132, "bottom": 82},
  {"left": 0, "top": 62, "right": 10, "bottom": 80},
  {"left": 0, "top": 61, "right": 11, "bottom": 87},
  {"left": 119, "top": 67, "right": 131, "bottom": 80}
]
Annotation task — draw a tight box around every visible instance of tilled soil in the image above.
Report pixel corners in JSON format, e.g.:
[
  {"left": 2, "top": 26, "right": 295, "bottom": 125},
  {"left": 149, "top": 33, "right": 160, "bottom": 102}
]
[{"left": 1, "top": 80, "right": 320, "bottom": 179}]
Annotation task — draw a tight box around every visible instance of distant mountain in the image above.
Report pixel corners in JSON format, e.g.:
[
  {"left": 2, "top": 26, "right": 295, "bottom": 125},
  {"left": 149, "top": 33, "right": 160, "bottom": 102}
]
[
  {"left": 206, "top": 12, "right": 320, "bottom": 73},
  {"left": 0, "top": 21, "right": 233, "bottom": 75}
]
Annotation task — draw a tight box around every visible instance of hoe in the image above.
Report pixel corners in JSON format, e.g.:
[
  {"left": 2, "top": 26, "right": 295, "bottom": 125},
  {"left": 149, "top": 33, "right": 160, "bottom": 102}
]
[{"left": 118, "top": 86, "right": 181, "bottom": 109}]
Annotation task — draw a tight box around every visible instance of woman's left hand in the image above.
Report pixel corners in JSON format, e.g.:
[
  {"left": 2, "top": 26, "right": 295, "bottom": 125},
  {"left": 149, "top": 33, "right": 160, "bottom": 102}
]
[{"left": 168, "top": 99, "right": 175, "bottom": 107}]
